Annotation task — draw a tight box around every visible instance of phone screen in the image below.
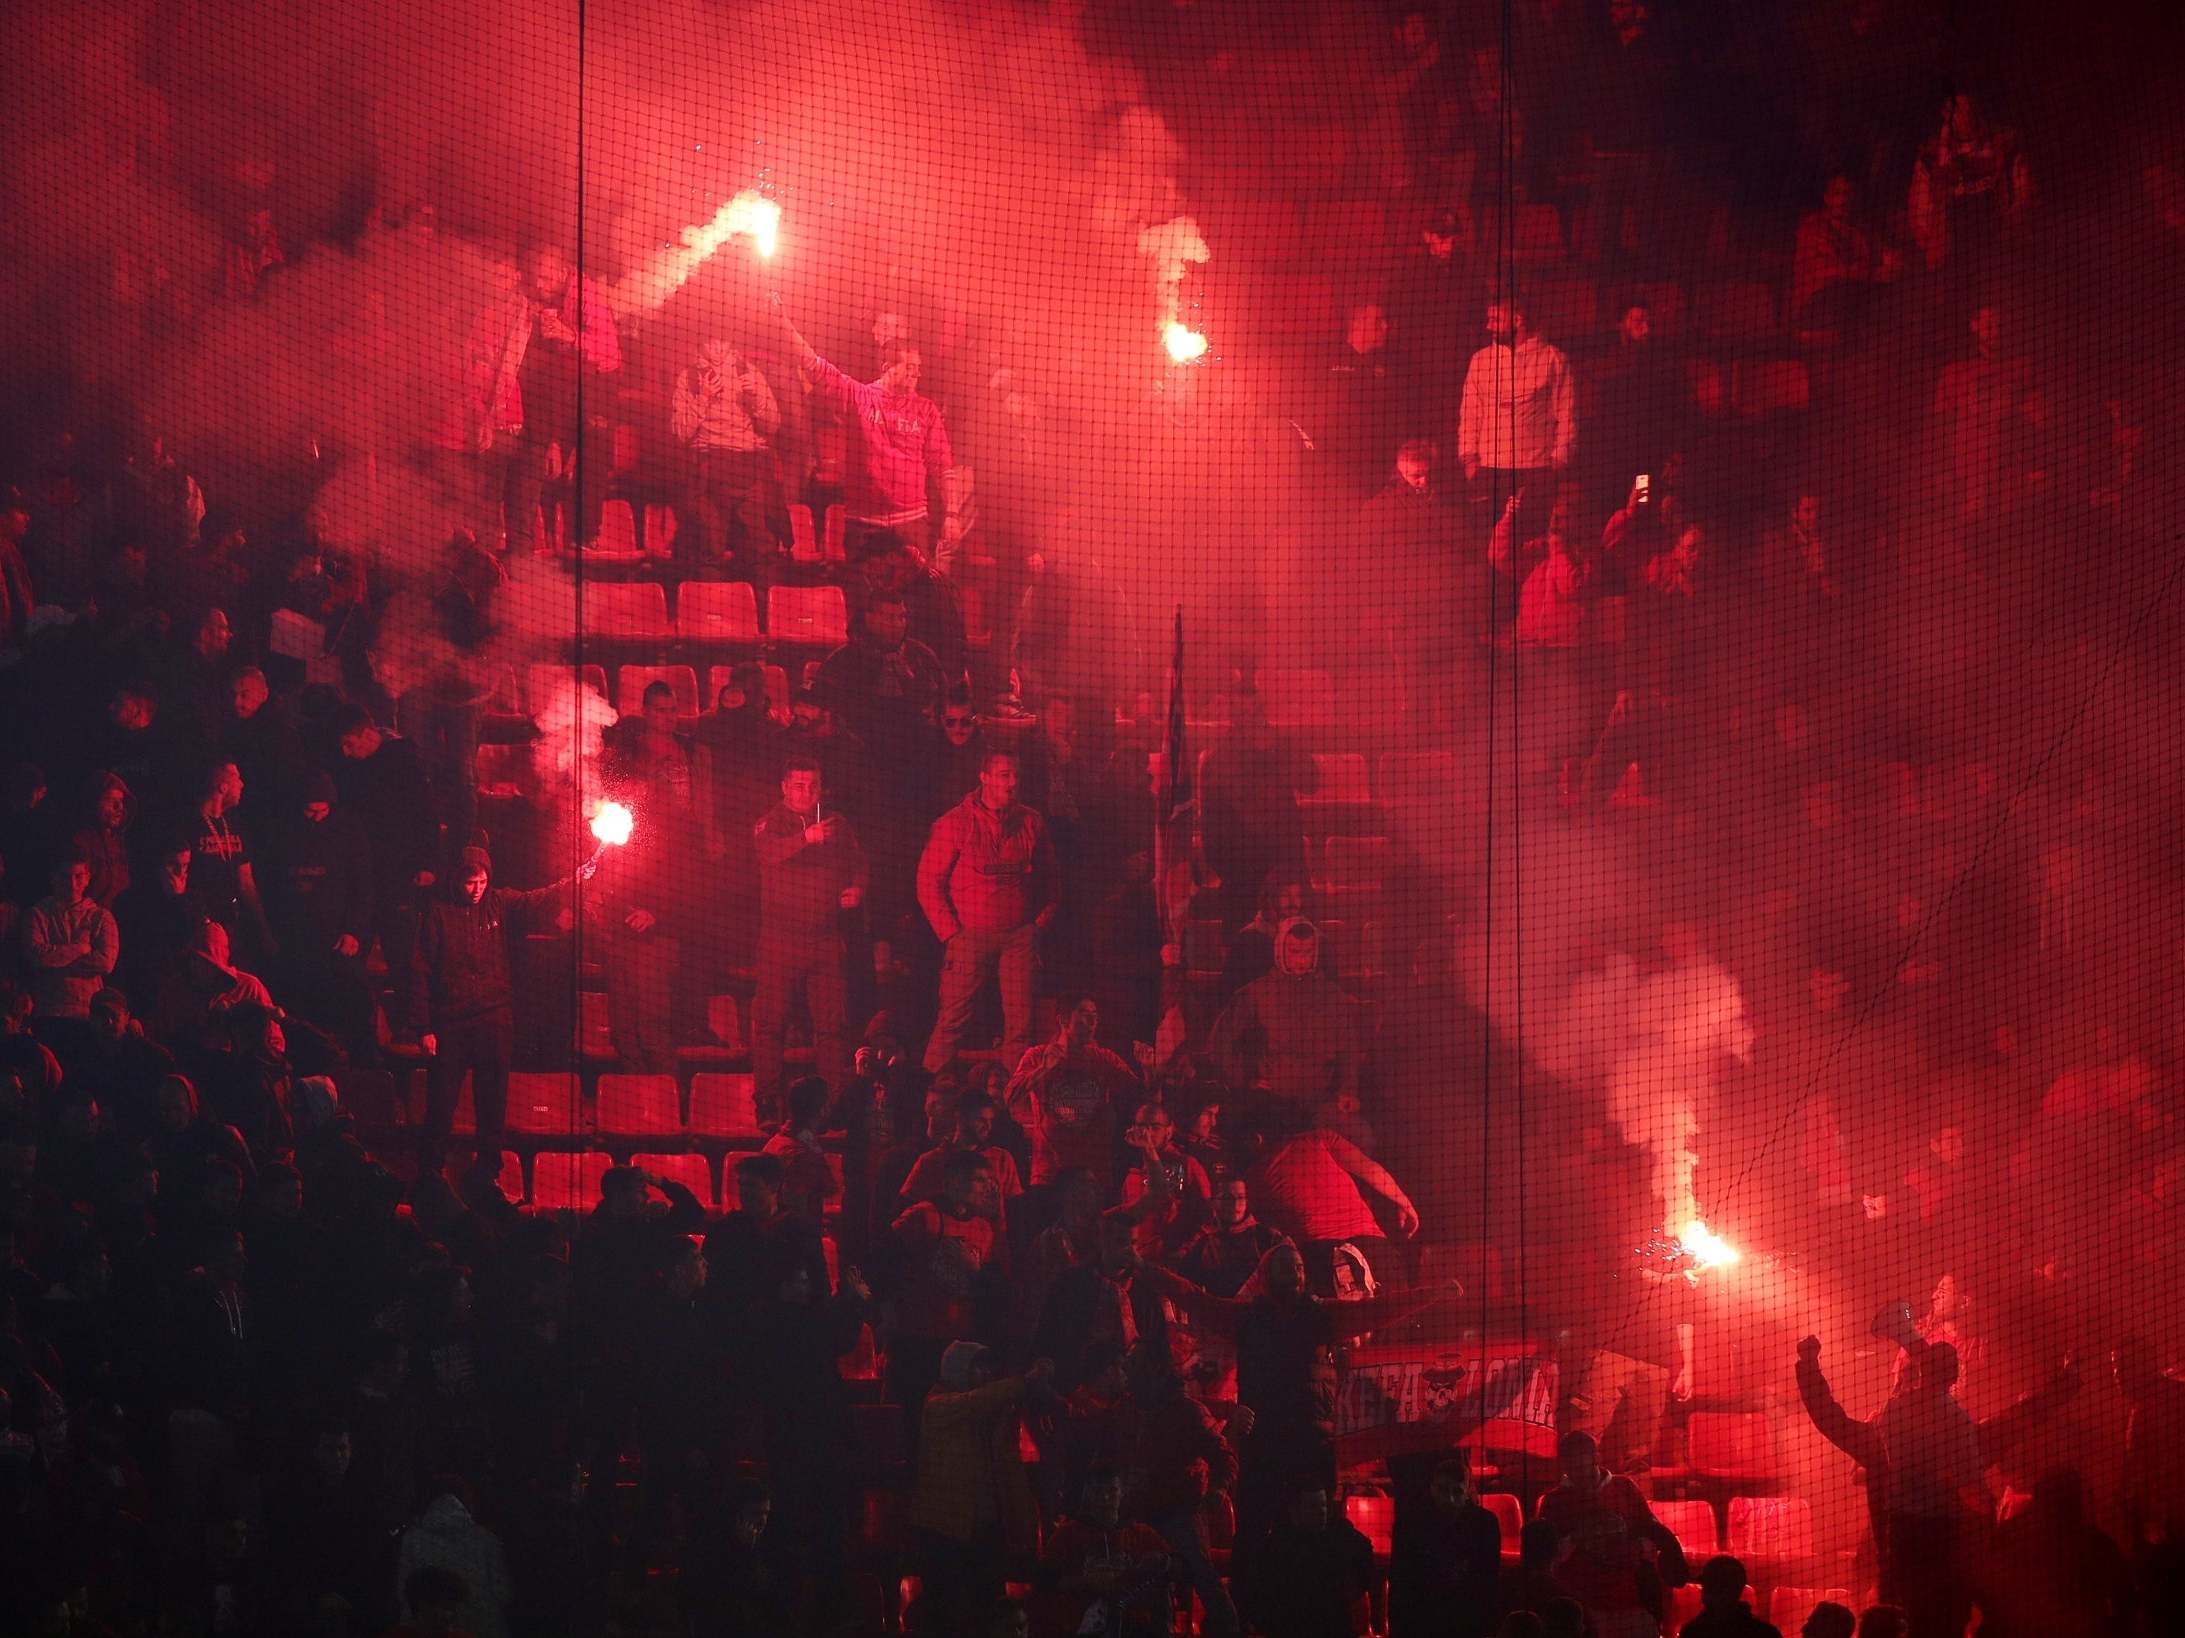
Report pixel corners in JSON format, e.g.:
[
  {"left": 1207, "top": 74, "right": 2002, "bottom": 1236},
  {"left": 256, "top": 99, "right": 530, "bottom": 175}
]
[{"left": 1635, "top": 474, "right": 1651, "bottom": 503}]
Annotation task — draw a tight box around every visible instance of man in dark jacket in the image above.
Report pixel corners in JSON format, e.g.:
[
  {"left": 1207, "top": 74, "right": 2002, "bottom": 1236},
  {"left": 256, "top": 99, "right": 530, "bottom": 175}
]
[
  {"left": 750, "top": 755, "right": 867, "bottom": 1116},
  {"left": 1389, "top": 1452, "right": 1504, "bottom": 1638},
  {"left": 917, "top": 749, "right": 1054, "bottom": 1073},
  {"left": 331, "top": 703, "right": 440, "bottom": 960},
  {"left": 407, "top": 843, "right": 590, "bottom": 1163},
  {"left": 258, "top": 771, "right": 377, "bottom": 1058}
]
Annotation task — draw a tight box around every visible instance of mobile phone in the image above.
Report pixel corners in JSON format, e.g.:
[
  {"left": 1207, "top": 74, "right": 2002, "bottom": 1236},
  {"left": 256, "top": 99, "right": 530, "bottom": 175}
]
[{"left": 1635, "top": 474, "right": 1651, "bottom": 504}]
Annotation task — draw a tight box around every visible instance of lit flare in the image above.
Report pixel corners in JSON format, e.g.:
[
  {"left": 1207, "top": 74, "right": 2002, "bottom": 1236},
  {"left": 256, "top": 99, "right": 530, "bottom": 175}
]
[
  {"left": 590, "top": 801, "right": 635, "bottom": 848},
  {"left": 1163, "top": 321, "right": 1208, "bottom": 363},
  {"left": 1679, "top": 1219, "right": 1740, "bottom": 1270}
]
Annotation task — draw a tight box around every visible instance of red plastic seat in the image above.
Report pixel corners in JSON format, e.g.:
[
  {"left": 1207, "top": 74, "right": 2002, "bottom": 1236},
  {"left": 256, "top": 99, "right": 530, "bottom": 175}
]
[
  {"left": 574, "top": 992, "right": 615, "bottom": 1063},
  {"left": 629, "top": 1151, "right": 714, "bottom": 1209},
  {"left": 642, "top": 502, "right": 679, "bottom": 558},
  {"left": 1651, "top": 1500, "right": 1722, "bottom": 1565},
  {"left": 787, "top": 503, "right": 824, "bottom": 565},
  {"left": 678, "top": 581, "right": 762, "bottom": 645},
  {"left": 1377, "top": 750, "right": 1458, "bottom": 808},
  {"left": 1734, "top": 358, "right": 1811, "bottom": 417},
  {"left": 597, "top": 1073, "right": 682, "bottom": 1138},
  {"left": 767, "top": 584, "right": 848, "bottom": 648},
  {"left": 690, "top": 1073, "right": 762, "bottom": 1139},
  {"left": 1295, "top": 752, "right": 1373, "bottom": 808},
  {"left": 1482, "top": 1492, "right": 1524, "bottom": 1559},
  {"left": 1699, "top": 280, "right": 1778, "bottom": 345},
  {"left": 615, "top": 664, "right": 699, "bottom": 718},
  {"left": 522, "top": 1151, "right": 612, "bottom": 1212},
  {"left": 1317, "top": 917, "right": 1387, "bottom": 982},
  {"left": 475, "top": 742, "right": 529, "bottom": 795},
  {"left": 1318, "top": 834, "right": 1392, "bottom": 897},
  {"left": 586, "top": 499, "right": 644, "bottom": 561},
  {"left": 580, "top": 581, "right": 671, "bottom": 641},
  {"left": 506, "top": 1072, "right": 583, "bottom": 1137},
  {"left": 1690, "top": 1411, "right": 1774, "bottom": 1483},
  {"left": 1727, "top": 1495, "right": 1814, "bottom": 1562},
  {"left": 1344, "top": 1493, "right": 1395, "bottom": 1562}
]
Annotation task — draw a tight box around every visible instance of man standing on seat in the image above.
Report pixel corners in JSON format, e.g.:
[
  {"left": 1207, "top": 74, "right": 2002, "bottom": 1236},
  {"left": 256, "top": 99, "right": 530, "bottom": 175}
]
[
  {"left": 918, "top": 749, "right": 1052, "bottom": 1073},
  {"left": 772, "top": 290, "right": 970, "bottom": 570},
  {"left": 407, "top": 843, "right": 592, "bottom": 1172},
  {"left": 750, "top": 756, "right": 867, "bottom": 1121}
]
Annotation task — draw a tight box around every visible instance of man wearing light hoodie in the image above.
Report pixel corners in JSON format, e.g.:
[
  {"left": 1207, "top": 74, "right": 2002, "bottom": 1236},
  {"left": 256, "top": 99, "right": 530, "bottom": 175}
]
[
  {"left": 917, "top": 749, "right": 1054, "bottom": 1074},
  {"left": 395, "top": 1485, "right": 513, "bottom": 1638}
]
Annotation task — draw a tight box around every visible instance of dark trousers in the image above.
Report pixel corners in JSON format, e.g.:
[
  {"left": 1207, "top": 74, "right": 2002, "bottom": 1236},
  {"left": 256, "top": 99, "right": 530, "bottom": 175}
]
[
  {"left": 751, "top": 933, "right": 850, "bottom": 1100},
  {"left": 424, "top": 1006, "right": 514, "bottom": 1150},
  {"left": 922, "top": 923, "right": 1037, "bottom": 1073},
  {"left": 1884, "top": 1511, "right": 1972, "bottom": 1638},
  {"left": 508, "top": 421, "right": 612, "bottom": 550},
  {"left": 688, "top": 447, "right": 776, "bottom": 567}
]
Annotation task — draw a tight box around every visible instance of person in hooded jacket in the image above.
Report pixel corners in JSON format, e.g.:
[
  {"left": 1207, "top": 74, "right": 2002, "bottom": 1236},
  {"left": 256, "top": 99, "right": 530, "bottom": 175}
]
[
  {"left": 406, "top": 843, "right": 593, "bottom": 1166},
  {"left": 1208, "top": 918, "right": 1364, "bottom": 1110}
]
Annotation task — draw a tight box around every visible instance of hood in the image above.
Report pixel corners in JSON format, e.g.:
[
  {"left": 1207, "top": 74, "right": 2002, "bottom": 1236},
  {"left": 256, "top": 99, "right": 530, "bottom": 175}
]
[
  {"left": 938, "top": 1339, "right": 992, "bottom": 1391},
  {"left": 417, "top": 1493, "right": 475, "bottom": 1531},
  {"left": 1274, "top": 916, "right": 1321, "bottom": 977}
]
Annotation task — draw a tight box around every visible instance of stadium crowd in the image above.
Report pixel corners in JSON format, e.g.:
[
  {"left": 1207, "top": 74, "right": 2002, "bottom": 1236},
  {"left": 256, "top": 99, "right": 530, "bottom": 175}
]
[{"left": 1, "top": 2, "right": 2182, "bottom": 1636}]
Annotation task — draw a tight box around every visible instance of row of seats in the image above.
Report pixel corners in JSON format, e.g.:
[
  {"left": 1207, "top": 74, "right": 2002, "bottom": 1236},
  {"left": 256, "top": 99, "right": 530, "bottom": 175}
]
[
  {"left": 495, "top": 1144, "right": 845, "bottom": 1214},
  {"left": 355, "top": 1066, "right": 772, "bottom": 1143},
  {"left": 575, "top": 501, "right": 851, "bottom": 567},
  {"left": 484, "top": 660, "right": 796, "bottom": 726},
  {"left": 556, "top": 579, "right": 849, "bottom": 647}
]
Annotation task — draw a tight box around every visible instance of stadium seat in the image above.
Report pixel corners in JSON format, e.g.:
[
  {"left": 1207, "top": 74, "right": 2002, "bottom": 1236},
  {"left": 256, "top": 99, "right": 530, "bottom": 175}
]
[
  {"left": 1344, "top": 1493, "right": 1395, "bottom": 1562},
  {"left": 822, "top": 504, "right": 847, "bottom": 563},
  {"left": 1734, "top": 358, "right": 1811, "bottom": 417},
  {"left": 506, "top": 1072, "right": 584, "bottom": 1137},
  {"left": 1182, "top": 919, "right": 1227, "bottom": 980},
  {"left": 788, "top": 503, "right": 823, "bottom": 564},
  {"left": 523, "top": 1150, "right": 612, "bottom": 1212},
  {"left": 475, "top": 742, "right": 528, "bottom": 795},
  {"left": 1482, "top": 1492, "right": 1524, "bottom": 1560},
  {"left": 586, "top": 499, "right": 644, "bottom": 561},
  {"left": 1768, "top": 1587, "right": 1852, "bottom": 1636},
  {"left": 575, "top": 992, "right": 615, "bottom": 1063},
  {"left": 678, "top": 581, "right": 762, "bottom": 646},
  {"left": 615, "top": 664, "right": 699, "bottom": 718},
  {"left": 1318, "top": 834, "right": 1391, "bottom": 897},
  {"left": 1689, "top": 1411, "right": 1774, "bottom": 1483},
  {"left": 767, "top": 584, "right": 849, "bottom": 648},
  {"left": 1512, "top": 201, "right": 1566, "bottom": 261},
  {"left": 629, "top": 1151, "right": 714, "bottom": 1208},
  {"left": 335, "top": 1068, "right": 402, "bottom": 1131},
  {"left": 1260, "top": 667, "right": 1335, "bottom": 730},
  {"left": 1652, "top": 1500, "right": 1722, "bottom": 1564},
  {"left": 1528, "top": 275, "right": 1598, "bottom": 342},
  {"left": 690, "top": 1073, "right": 763, "bottom": 1139},
  {"left": 642, "top": 502, "right": 679, "bottom": 558},
  {"left": 597, "top": 1074, "right": 682, "bottom": 1139},
  {"left": 1699, "top": 280, "right": 1778, "bottom": 345},
  {"left": 1317, "top": 917, "right": 1386, "bottom": 982},
  {"left": 1377, "top": 750, "right": 1458, "bottom": 809},
  {"left": 525, "top": 662, "right": 608, "bottom": 717},
  {"left": 1295, "top": 752, "right": 1373, "bottom": 808},
  {"left": 1727, "top": 1496, "right": 1814, "bottom": 1563},
  {"left": 580, "top": 581, "right": 671, "bottom": 641},
  {"left": 441, "top": 1073, "right": 477, "bottom": 1135}
]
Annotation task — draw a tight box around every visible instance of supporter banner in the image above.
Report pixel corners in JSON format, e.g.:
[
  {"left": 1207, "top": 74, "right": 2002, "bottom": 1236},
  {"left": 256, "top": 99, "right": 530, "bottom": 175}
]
[{"left": 1336, "top": 1341, "right": 1560, "bottom": 1463}]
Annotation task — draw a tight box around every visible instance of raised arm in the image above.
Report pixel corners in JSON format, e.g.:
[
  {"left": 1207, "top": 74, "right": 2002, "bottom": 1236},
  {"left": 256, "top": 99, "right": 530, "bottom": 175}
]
[
  {"left": 1795, "top": 1338, "right": 1886, "bottom": 1470},
  {"left": 1322, "top": 1131, "right": 1420, "bottom": 1237}
]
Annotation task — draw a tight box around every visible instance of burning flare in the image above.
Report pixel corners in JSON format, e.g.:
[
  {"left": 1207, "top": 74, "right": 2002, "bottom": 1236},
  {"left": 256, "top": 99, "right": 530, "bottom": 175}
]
[
  {"left": 590, "top": 801, "right": 635, "bottom": 848},
  {"left": 1163, "top": 321, "right": 1208, "bottom": 363},
  {"left": 611, "top": 189, "right": 783, "bottom": 317},
  {"left": 1679, "top": 1220, "right": 1741, "bottom": 1270}
]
